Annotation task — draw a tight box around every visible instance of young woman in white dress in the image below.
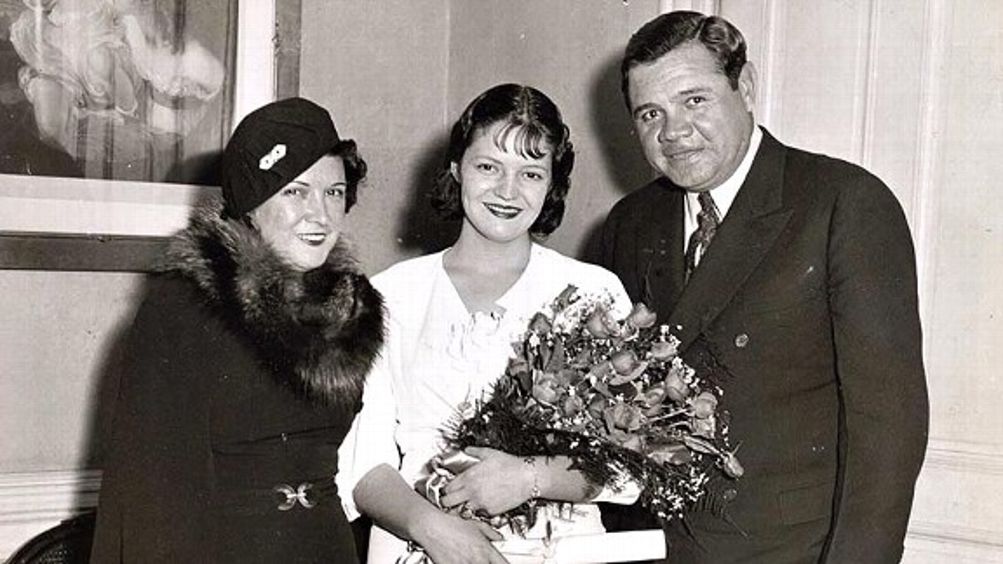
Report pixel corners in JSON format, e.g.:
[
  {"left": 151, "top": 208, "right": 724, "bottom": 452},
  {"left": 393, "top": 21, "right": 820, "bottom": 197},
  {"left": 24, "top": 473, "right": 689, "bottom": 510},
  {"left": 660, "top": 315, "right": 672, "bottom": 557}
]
[{"left": 337, "top": 84, "right": 638, "bottom": 564}]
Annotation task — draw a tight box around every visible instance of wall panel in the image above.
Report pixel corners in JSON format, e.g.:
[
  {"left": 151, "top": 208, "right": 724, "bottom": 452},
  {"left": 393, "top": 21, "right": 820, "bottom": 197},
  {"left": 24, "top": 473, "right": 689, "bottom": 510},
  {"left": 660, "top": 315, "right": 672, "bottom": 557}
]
[{"left": 299, "top": 0, "right": 451, "bottom": 273}]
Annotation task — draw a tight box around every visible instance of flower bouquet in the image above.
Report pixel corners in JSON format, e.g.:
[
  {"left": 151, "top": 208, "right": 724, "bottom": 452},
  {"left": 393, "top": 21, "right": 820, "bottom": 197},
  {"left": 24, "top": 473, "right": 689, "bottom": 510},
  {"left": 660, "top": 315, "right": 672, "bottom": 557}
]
[{"left": 420, "top": 284, "right": 742, "bottom": 534}]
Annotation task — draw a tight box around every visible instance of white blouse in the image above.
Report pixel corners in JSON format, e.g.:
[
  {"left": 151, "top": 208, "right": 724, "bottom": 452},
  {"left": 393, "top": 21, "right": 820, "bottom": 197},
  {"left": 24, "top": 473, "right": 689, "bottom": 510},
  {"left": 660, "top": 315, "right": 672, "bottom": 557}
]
[{"left": 336, "top": 244, "right": 637, "bottom": 557}]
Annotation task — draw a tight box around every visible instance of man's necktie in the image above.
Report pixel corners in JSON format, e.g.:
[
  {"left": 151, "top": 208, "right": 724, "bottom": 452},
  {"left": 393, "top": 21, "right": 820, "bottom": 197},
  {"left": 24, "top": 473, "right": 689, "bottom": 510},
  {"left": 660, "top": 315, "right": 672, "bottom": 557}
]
[{"left": 684, "top": 191, "right": 721, "bottom": 282}]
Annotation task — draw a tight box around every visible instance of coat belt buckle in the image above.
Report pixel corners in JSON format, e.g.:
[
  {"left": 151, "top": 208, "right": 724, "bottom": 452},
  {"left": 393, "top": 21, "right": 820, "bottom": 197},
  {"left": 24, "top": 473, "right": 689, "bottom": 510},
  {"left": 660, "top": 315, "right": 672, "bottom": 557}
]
[{"left": 273, "top": 482, "right": 316, "bottom": 510}]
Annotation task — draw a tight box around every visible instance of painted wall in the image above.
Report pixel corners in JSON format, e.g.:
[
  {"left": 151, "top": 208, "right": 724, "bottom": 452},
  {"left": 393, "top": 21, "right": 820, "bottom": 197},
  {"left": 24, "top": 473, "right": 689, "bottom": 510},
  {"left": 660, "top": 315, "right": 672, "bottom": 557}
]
[
  {"left": 299, "top": 0, "right": 451, "bottom": 274},
  {"left": 0, "top": 271, "right": 142, "bottom": 472},
  {"left": 447, "top": 0, "right": 659, "bottom": 259}
]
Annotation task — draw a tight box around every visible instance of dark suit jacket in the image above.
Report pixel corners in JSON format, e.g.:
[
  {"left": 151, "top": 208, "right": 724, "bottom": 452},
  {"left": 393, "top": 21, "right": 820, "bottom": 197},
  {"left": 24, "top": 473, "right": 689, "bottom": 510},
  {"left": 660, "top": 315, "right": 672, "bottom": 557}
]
[{"left": 598, "top": 129, "right": 928, "bottom": 563}]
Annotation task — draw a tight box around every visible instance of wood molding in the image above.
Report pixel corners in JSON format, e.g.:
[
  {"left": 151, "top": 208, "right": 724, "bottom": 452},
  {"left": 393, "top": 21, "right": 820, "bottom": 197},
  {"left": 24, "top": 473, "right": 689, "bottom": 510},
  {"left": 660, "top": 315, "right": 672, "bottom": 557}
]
[
  {"left": 662, "top": 0, "right": 719, "bottom": 15},
  {"left": 911, "top": 0, "right": 950, "bottom": 339},
  {"left": 758, "top": 0, "right": 786, "bottom": 131},
  {"left": 0, "top": 470, "right": 101, "bottom": 524},
  {"left": 854, "top": 0, "right": 881, "bottom": 168},
  {"left": 0, "top": 232, "right": 166, "bottom": 272},
  {"left": 905, "top": 439, "right": 1003, "bottom": 559},
  {"left": 924, "top": 438, "right": 1003, "bottom": 476},
  {"left": 907, "top": 521, "right": 1003, "bottom": 559},
  {"left": 0, "top": 470, "right": 101, "bottom": 559},
  {"left": 274, "top": 0, "right": 303, "bottom": 100}
]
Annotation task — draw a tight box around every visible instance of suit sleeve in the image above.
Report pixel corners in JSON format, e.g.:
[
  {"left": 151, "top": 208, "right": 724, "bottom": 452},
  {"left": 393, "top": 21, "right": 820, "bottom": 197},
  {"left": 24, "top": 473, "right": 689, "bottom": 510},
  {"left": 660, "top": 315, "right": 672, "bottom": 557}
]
[{"left": 822, "top": 173, "right": 929, "bottom": 562}]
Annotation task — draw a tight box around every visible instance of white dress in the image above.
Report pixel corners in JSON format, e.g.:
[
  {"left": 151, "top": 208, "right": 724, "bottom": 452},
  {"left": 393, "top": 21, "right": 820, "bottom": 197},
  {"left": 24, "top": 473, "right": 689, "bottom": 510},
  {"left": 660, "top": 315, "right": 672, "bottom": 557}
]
[{"left": 337, "top": 244, "right": 638, "bottom": 563}]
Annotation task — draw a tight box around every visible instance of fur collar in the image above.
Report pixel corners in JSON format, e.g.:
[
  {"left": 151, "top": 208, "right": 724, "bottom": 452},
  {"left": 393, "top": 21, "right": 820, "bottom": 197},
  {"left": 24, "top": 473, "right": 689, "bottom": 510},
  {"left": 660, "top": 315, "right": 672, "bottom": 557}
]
[{"left": 160, "top": 198, "right": 384, "bottom": 408}]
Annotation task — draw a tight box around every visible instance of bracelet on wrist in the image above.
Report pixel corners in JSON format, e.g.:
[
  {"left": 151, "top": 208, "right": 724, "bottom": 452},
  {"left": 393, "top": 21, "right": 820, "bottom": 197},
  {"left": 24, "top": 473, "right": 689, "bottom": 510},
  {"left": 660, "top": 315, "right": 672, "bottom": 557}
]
[{"left": 523, "top": 456, "right": 541, "bottom": 504}]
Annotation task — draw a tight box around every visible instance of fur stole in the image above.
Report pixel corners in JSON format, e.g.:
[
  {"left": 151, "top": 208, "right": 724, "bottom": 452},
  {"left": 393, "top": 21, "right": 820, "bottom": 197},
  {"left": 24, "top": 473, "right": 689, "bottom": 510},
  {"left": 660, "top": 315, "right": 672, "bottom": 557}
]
[{"left": 159, "top": 198, "right": 384, "bottom": 409}]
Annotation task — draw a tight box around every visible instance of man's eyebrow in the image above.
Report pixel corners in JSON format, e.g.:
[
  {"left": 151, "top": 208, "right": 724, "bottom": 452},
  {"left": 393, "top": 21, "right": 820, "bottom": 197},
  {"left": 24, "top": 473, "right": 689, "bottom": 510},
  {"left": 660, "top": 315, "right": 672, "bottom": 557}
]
[
  {"left": 675, "top": 86, "right": 713, "bottom": 97},
  {"left": 631, "top": 102, "right": 659, "bottom": 117}
]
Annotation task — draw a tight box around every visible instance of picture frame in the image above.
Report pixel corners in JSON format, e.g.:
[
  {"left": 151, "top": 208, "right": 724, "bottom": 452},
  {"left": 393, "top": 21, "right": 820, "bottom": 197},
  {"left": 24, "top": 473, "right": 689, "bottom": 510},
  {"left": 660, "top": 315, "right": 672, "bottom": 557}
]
[{"left": 0, "top": 0, "right": 301, "bottom": 272}]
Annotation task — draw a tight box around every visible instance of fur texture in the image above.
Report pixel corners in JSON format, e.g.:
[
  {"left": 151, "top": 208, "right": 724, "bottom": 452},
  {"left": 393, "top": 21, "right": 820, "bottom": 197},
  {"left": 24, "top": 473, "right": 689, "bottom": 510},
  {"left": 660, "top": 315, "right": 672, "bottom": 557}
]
[{"left": 160, "top": 198, "right": 384, "bottom": 408}]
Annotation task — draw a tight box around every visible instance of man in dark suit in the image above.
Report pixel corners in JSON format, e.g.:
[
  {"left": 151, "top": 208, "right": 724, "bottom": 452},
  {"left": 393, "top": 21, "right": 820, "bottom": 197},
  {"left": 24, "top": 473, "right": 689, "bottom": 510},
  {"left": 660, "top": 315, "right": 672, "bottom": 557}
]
[{"left": 598, "top": 11, "right": 929, "bottom": 563}]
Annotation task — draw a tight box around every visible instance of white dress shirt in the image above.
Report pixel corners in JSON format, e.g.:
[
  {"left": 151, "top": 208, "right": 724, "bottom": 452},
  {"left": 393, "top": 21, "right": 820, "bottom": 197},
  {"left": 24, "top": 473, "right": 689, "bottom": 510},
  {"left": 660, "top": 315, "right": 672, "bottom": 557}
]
[{"left": 684, "top": 126, "right": 763, "bottom": 263}]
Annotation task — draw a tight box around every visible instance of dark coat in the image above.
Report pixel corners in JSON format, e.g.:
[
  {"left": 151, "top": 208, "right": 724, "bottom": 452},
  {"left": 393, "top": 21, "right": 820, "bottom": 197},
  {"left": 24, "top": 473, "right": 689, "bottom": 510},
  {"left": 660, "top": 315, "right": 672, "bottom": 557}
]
[
  {"left": 90, "top": 200, "right": 384, "bottom": 563},
  {"left": 598, "top": 130, "right": 928, "bottom": 563}
]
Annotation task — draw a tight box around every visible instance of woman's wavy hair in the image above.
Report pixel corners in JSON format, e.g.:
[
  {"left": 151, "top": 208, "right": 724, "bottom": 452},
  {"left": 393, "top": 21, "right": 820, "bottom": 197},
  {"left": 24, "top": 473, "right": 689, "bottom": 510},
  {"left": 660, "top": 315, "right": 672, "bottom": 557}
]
[
  {"left": 331, "top": 139, "right": 367, "bottom": 212},
  {"left": 430, "top": 83, "right": 575, "bottom": 237},
  {"left": 621, "top": 11, "right": 747, "bottom": 107}
]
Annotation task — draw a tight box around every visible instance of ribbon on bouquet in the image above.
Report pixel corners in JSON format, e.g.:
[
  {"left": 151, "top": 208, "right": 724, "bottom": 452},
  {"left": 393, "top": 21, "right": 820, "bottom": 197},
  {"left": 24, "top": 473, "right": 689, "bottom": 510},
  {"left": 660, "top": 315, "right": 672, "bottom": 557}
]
[
  {"left": 414, "top": 449, "right": 479, "bottom": 511},
  {"left": 413, "top": 448, "right": 535, "bottom": 532}
]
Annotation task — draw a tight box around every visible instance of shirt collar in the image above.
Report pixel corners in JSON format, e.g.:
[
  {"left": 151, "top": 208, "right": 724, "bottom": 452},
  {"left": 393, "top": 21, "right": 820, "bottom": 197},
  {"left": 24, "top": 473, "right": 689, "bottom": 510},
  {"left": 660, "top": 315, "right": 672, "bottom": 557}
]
[{"left": 685, "top": 126, "right": 763, "bottom": 223}]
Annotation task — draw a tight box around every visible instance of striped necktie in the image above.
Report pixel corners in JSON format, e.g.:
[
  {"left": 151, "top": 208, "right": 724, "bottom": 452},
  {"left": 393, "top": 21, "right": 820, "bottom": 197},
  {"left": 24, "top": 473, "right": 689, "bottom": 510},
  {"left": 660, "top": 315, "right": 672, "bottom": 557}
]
[{"left": 684, "top": 191, "right": 721, "bottom": 282}]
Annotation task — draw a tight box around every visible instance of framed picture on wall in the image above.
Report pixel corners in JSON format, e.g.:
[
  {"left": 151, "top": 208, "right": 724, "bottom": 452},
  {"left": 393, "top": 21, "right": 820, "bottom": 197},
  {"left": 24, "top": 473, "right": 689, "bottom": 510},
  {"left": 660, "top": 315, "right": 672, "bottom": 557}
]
[
  {"left": 0, "top": 0, "right": 301, "bottom": 271},
  {"left": 1, "top": 0, "right": 236, "bottom": 185}
]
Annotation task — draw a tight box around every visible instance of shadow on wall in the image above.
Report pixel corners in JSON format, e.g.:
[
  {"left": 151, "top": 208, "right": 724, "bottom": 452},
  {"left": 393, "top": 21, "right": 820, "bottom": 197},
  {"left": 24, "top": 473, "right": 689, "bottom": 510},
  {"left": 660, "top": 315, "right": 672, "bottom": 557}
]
[
  {"left": 79, "top": 292, "right": 141, "bottom": 476},
  {"left": 580, "top": 51, "right": 655, "bottom": 262},
  {"left": 395, "top": 130, "right": 461, "bottom": 256}
]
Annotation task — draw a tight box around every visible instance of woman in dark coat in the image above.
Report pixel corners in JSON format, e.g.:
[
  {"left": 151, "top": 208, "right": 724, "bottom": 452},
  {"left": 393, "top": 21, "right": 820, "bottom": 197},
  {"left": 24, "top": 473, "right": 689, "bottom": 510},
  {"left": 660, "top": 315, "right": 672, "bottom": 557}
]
[{"left": 90, "top": 97, "right": 384, "bottom": 563}]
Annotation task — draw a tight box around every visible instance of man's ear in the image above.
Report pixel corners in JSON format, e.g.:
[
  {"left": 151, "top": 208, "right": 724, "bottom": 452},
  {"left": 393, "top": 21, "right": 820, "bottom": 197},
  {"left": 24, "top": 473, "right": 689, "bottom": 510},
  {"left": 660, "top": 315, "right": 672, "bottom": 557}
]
[
  {"left": 450, "top": 161, "right": 460, "bottom": 183},
  {"left": 738, "top": 61, "right": 757, "bottom": 113}
]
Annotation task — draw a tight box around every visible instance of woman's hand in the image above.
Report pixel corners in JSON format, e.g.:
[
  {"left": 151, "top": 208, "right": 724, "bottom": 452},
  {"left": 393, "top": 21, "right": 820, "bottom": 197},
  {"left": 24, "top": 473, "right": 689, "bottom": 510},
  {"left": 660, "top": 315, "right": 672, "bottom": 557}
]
[
  {"left": 440, "top": 446, "right": 534, "bottom": 516},
  {"left": 410, "top": 509, "right": 507, "bottom": 564}
]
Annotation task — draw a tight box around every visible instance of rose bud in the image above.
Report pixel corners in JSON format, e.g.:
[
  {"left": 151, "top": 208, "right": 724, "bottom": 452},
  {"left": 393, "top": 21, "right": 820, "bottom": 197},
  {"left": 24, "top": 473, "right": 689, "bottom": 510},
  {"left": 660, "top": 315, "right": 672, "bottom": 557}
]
[
  {"left": 604, "top": 403, "right": 643, "bottom": 432},
  {"left": 648, "top": 443, "right": 692, "bottom": 465},
  {"left": 556, "top": 368, "right": 580, "bottom": 387},
  {"left": 690, "top": 416, "right": 716, "bottom": 438},
  {"left": 626, "top": 302, "right": 658, "bottom": 329},
  {"left": 649, "top": 339, "right": 679, "bottom": 361},
  {"left": 587, "top": 395, "right": 607, "bottom": 417},
  {"left": 529, "top": 313, "right": 552, "bottom": 335},
  {"left": 620, "top": 433, "right": 644, "bottom": 452},
  {"left": 585, "top": 307, "right": 621, "bottom": 339},
  {"left": 663, "top": 370, "right": 690, "bottom": 402},
  {"left": 690, "top": 391, "right": 719, "bottom": 419},
  {"left": 642, "top": 385, "right": 667, "bottom": 408},
  {"left": 610, "top": 349, "right": 639, "bottom": 375},
  {"left": 562, "top": 394, "right": 585, "bottom": 417},
  {"left": 722, "top": 451, "right": 745, "bottom": 478},
  {"left": 531, "top": 370, "right": 561, "bottom": 405}
]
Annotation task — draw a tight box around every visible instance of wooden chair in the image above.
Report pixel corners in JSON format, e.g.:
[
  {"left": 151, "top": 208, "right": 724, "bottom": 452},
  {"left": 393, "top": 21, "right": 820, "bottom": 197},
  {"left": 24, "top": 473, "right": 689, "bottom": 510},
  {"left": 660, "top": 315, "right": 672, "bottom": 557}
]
[{"left": 5, "top": 512, "right": 95, "bottom": 564}]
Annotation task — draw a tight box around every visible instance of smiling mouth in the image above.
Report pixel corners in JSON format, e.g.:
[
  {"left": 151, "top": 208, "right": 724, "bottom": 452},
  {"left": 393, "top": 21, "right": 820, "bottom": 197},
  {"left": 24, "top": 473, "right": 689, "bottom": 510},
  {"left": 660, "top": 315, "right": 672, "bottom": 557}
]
[
  {"left": 664, "top": 147, "right": 703, "bottom": 161},
  {"left": 484, "top": 203, "right": 522, "bottom": 219},
  {"left": 297, "top": 233, "right": 329, "bottom": 246}
]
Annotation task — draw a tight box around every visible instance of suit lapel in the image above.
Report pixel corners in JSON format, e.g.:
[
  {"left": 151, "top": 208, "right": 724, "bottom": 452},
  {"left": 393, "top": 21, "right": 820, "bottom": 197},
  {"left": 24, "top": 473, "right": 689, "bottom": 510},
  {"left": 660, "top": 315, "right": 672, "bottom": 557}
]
[{"left": 667, "top": 131, "right": 794, "bottom": 351}]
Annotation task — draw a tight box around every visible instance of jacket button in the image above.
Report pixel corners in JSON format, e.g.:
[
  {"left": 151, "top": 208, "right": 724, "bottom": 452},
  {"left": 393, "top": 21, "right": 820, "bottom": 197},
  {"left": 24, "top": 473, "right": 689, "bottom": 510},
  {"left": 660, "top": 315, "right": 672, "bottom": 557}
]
[
  {"left": 734, "top": 333, "right": 749, "bottom": 348},
  {"left": 722, "top": 487, "right": 738, "bottom": 501}
]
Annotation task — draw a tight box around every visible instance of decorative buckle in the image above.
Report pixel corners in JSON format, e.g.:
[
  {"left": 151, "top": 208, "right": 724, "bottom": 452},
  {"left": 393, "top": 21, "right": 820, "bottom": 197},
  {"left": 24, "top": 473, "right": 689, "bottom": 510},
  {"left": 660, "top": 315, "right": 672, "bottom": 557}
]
[{"left": 273, "top": 482, "right": 316, "bottom": 510}]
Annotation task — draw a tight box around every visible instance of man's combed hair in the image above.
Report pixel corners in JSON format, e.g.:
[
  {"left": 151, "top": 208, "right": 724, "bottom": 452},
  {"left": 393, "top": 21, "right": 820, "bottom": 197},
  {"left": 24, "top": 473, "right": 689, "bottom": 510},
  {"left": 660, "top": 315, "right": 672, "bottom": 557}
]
[
  {"left": 621, "top": 11, "right": 748, "bottom": 106},
  {"left": 430, "top": 83, "right": 575, "bottom": 237}
]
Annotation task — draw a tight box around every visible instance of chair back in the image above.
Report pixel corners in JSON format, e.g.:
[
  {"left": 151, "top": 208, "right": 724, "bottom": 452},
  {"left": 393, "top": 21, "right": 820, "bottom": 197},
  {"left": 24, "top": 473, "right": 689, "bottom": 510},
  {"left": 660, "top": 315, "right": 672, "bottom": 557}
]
[{"left": 5, "top": 512, "right": 95, "bottom": 564}]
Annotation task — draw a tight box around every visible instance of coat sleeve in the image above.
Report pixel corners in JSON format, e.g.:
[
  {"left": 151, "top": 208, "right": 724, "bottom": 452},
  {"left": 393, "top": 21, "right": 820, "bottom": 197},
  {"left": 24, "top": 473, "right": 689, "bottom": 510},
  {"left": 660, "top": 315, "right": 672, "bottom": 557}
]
[
  {"left": 91, "top": 281, "right": 215, "bottom": 563},
  {"left": 822, "top": 172, "right": 929, "bottom": 562}
]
